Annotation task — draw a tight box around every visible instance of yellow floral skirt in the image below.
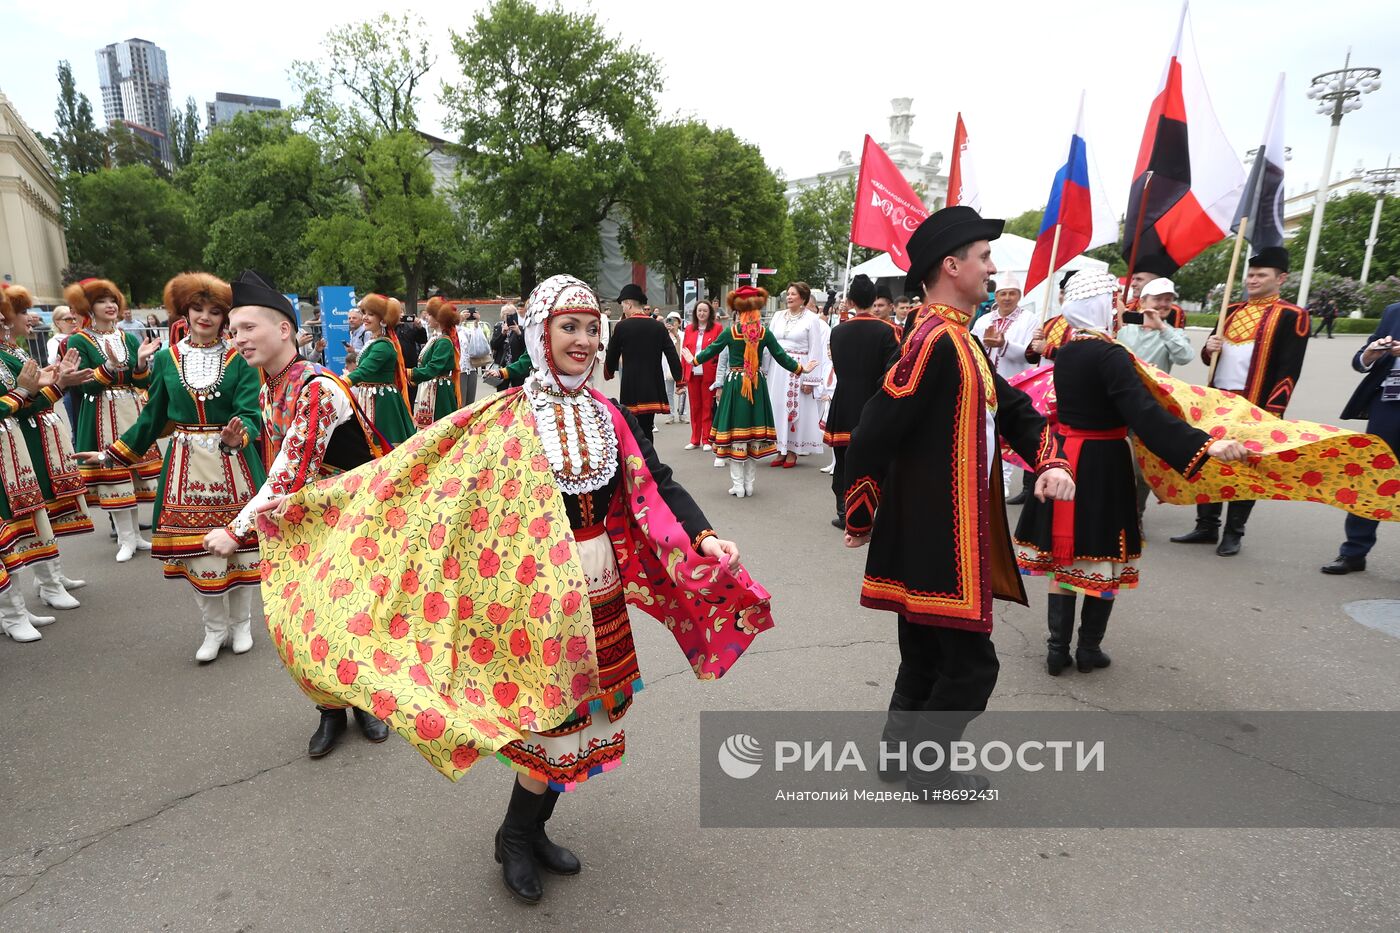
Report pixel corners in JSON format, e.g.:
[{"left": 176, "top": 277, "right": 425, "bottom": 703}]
[{"left": 497, "top": 530, "right": 640, "bottom": 791}]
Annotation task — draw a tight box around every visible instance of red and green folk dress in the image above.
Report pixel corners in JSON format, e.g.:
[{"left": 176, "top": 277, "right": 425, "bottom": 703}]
[
  {"left": 1014, "top": 333, "right": 1213, "bottom": 597},
  {"left": 347, "top": 335, "right": 416, "bottom": 446},
  {"left": 107, "top": 340, "right": 267, "bottom": 594},
  {"left": 68, "top": 327, "right": 162, "bottom": 510},
  {"left": 0, "top": 342, "right": 92, "bottom": 538},
  {"left": 0, "top": 363, "right": 63, "bottom": 583},
  {"left": 693, "top": 321, "right": 804, "bottom": 460},
  {"left": 410, "top": 330, "right": 462, "bottom": 428}
]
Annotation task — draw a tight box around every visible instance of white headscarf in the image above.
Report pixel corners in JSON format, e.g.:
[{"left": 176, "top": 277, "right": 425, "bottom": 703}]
[
  {"left": 522, "top": 274, "right": 601, "bottom": 394},
  {"left": 1060, "top": 270, "right": 1119, "bottom": 333}
]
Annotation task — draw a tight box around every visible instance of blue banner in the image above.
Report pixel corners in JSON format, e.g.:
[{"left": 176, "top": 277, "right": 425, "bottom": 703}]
[{"left": 318, "top": 286, "right": 357, "bottom": 373}]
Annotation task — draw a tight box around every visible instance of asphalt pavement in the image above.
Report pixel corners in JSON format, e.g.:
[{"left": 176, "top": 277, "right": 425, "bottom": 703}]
[{"left": 2, "top": 331, "right": 1398, "bottom": 932}]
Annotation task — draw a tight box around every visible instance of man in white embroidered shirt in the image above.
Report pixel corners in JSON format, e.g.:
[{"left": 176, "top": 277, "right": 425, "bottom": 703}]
[{"left": 971, "top": 273, "right": 1038, "bottom": 503}]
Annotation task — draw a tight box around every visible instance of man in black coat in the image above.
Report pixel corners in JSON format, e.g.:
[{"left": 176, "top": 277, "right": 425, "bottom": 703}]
[
  {"left": 824, "top": 274, "right": 899, "bottom": 529},
  {"left": 490, "top": 303, "right": 527, "bottom": 388},
  {"left": 603, "top": 284, "right": 682, "bottom": 442},
  {"left": 1321, "top": 301, "right": 1400, "bottom": 574}
]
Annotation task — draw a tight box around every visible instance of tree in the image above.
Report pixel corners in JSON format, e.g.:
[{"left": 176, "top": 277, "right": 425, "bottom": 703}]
[
  {"left": 65, "top": 165, "right": 204, "bottom": 304},
  {"left": 1004, "top": 208, "right": 1043, "bottom": 240},
  {"left": 105, "top": 121, "right": 162, "bottom": 172},
  {"left": 181, "top": 113, "right": 339, "bottom": 291},
  {"left": 294, "top": 13, "right": 451, "bottom": 305},
  {"left": 786, "top": 176, "right": 878, "bottom": 292},
  {"left": 1288, "top": 190, "right": 1400, "bottom": 283},
  {"left": 621, "top": 121, "right": 790, "bottom": 296},
  {"left": 39, "top": 61, "right": 107, "bottom": 177},
  {"left": 168, "top": 96, "right": 202, "bottom": 170},
  {"left": 1172, "top": 240, "right": 1234, "bottom": 306},
  {"left": 443, "top": 0, "right": 663, "bottom": 295}
]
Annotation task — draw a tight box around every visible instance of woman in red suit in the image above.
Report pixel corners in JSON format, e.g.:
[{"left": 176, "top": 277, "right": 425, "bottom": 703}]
[{"left": 681, "top": 300, "right": 722, "bottom": 450}]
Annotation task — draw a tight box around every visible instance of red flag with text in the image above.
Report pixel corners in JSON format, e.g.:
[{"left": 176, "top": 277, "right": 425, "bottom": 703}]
[{"left": 849, "top": 135, "right": 929, "bottom": 271}]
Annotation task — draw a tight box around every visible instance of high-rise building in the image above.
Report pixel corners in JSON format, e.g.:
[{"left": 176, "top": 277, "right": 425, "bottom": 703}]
[
  {"left": 205, "top": 92, "right": 282, "bottom": 129},
  {"left": 95, "top": 38, "right": 172, "bottom": 167}
]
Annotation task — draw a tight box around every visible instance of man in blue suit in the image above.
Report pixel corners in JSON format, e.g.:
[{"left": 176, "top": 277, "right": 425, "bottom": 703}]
[{"left": 1321, "top": 301, "right": 1400, "bottom": 574}]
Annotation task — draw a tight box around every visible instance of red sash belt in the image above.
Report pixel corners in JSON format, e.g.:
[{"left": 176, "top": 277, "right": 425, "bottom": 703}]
[
  {"left": 574, "top": 522, "right": 608, "bottom": 542},
  {"left": 1051, "top": 425, "right": 1128, "bottom": 564}
]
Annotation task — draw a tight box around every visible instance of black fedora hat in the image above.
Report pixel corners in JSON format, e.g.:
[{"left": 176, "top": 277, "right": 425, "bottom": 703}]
[
  {"left": 1132, "top": 253, "right": 1178, "bottom": 278},
  {"left": 904, "top": 206, "right": 1005, "bottom": 295},
  {"left": 617, "top": 283, "right": 647, "bottom": 304}
]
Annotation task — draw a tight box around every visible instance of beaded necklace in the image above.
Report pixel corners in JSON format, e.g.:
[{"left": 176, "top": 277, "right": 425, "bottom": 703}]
[
  {"left": 87, "top": 326, "right": 130, "bottom": 368},
  {"left": 524, "top": 372, "right": 618, "bottom": 495},
  {"left": 175, "top": 337, "right": 228, "bottom": 401}
]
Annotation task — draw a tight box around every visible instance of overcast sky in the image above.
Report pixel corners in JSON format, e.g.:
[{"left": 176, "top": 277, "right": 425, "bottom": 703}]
[{"left": 5, "top": 0, "right": 1398, "bottom": 220}]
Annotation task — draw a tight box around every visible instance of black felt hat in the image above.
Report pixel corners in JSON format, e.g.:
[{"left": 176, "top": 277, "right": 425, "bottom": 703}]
[
  {"left": 904, "top": 206, "right": 1005, "bottom": 295},
  {"left": 1248, "top": 246, "right": 1290, "bottom": 273},
  {"left": 616, "top": 283, "right": 647, "bottom": 305},
  {"left": 230, "top": 269, "right": 298, "bottom": 327},
  {"left": 1132, "top": 253, "right": 1179, "bottom": 277},
  {"left": 848, "top": 274, "right": 876, "bottom": 309}
]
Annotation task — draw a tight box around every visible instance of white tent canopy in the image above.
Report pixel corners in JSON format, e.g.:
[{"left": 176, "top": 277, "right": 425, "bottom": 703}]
[{"left": 846, "top": 232, "right": 1110, "bottom": 314}]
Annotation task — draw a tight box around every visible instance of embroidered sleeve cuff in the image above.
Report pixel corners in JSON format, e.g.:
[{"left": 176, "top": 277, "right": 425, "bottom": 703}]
[
  {"left": 94, "top": 365, "right": 116, "bottom": 386},
  {"left": 844, "top": 476, "right": 881, "bottom": 535},
  {"left": 107, "top": 438, "right": 140, "bottom": 467},
  {"left": 40, "top": 386, "right": 62, "bottom": 405},
  {"left": 692, "top": 529, "right": 717, "bottom": 551},
  {"left": 1183, "top": 439, "right": 1212, "bottom": 478},
  {"left": 1035, "top": 457, "right": 1072, "bottom": 476}
]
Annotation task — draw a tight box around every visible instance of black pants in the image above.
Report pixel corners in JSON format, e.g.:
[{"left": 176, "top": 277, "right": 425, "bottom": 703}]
[
  {"left": 1312, "top": 317, "right": 1335, "bottom": 338},
  {"left": 634, "top": 413, "right": 656, "bottom": 443},
  {"left": 832, "top": 446, "right": 848, "bottom": 517},
  {"left": 1196, "top": 499, "right": 1256, "bottom": 533},
  {"left": 894, "top": 617, "right": 1000, "bottom": 712}
]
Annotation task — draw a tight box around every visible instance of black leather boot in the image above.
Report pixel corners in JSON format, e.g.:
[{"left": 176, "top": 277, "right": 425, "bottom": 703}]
[
  {"left": 878, "top": 689, "right": 924, "bottom": 782},
  {"left": 308, "top": 707, "right": 347, "bottom": 758},
  {"left": 1321, "top": 554, "right": 1366, "bottom": 575},
  {"left": 906, "top": 714, "right": 991, "bottom": 803},
  {"left": 1170, "top": 523, "right": 1218, "bottom": 544},
  {"left": 1046, "top": 592, "right": 1076, "bottom": 676},
  {"left": 1076, "top": 598, "right": 1114, "bottom": 673},
  {"left": 352, "top": 707, "right": 390, "bottom": 743},
  {"left": 532, "top": 789, "right": 581, "bottom": 875},
  {"left": 1005, "top": 471, "right": 1033, "bottom": 506},
  {"left": 495, "top": 780, "right": 546, "bottom": 903}
]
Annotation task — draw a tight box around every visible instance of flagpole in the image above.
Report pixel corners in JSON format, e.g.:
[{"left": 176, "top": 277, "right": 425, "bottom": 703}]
[
  {"left": 1122, "top": 170, "right": 1154, "bottom": 299},
  {"left": 840, "top": 241, "right": 854, "bottom": 305},
  {"left": 1207, "top": 225, "right": 1250, "bottom": 385},
  {"left": 1038, "top": 224, "right": 1065, "bottom": 327}
]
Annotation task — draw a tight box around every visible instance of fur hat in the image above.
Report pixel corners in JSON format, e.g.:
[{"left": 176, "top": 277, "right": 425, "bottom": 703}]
[
  {"left": 434, "top": 300, "right": 460, "bottom": 330},
  {"left": 727, "top": 285, "right": 768, "bottom": 314},
  {"left": 359, "top": 293, "right": 402, "bottom": 328},
  {"left": 1, "top": 283, "right": 33, "bottom": 319},
  {"left": 0, "top": 285, "right": 12, "bottom": 325},
  {"left": 64, "top": 278, "right": 126, "bottom": 323},
  {"left": 163, "top": 272, "right": 232, "bottom": 319},
  {"left": 425, "top": 295, "right": 446, "bottom": 317}
]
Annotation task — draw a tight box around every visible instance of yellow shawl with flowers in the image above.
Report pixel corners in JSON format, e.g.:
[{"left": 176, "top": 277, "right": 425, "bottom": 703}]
[{"left": 258, "top": 388, "right": 774, "bottom": 780}]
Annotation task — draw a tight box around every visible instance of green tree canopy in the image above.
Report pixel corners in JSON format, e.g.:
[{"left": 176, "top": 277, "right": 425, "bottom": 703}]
[
  {"left": 443, "top": 0, "right": 662, "bottom": 294},
  {"left": 65, "top": 165, "right": 204, "bottom": 304},
  {"left": 622, "top": 121, "right": 789, "bottom": 296},
  {"left": 1288, "top": 190, "right": 1400, "bottom": 283},
  {"left": 180, "top": 112, "right": 340, "bottom": 291},
  {"left": 39, "top": 61, "right": 107, "bottom": 177},
  {"left": 786, "top": 176, "right": 877, "bottom": 292}
]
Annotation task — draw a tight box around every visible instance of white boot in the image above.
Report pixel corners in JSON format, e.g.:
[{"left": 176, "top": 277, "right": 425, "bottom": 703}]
[
  {"left": 134, "top": 510, "right": 152, "bottom": 551},
  {"left": 8, "top": 576, "right": 56, "bottom": 626},
  {"left": 728, "top": 461, "right": 746, "bottom": 498},
  {"left": 113, "top": 510, "right": 141, "bottom": 562},
  {"left": 194, "top": 592, "right": 230, "bottom": 663},
  {"left": 31, "top": 562, "right": 80, "bottom": 610},
  {"left": 34, "top": 557, "right": 85, "bottom": 591},
  {"left": 743, "top": 458, "right": 757, "bottom": 497},
  {"left": 226, "top": 587, "right": 254, "bottom": 655},
  {"left": 0, "top": 586, "right": 41, "bottom": 642}
]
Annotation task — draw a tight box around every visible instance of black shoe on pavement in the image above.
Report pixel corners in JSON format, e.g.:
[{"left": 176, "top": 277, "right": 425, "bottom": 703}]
[
  {"left": 908, "top": 768, "right": 992, "bottom": 803},
  {"left": 1216, "top": 533, "right": 1243, "bottom": 557},
  {"left": 831, "top": 515, "right": 846, "bottom": 529},
  {"left": 1005, "top": 489, "right": 1028, "bottom": 506},
  {"left": 1170, "top": 525, "right": 1219, "bottom": 545},
  {"left": 308, "top": 707, "right": 348, "bottom": 758},
  {"left": 496, "top": 782, "right": 546, "bottom": 903},
  {"left": 1321, "top": 555, "right": 1366, "bottom": 575},
  {"left": 352, "top": 707, "right": 390, "bottom": 742}
]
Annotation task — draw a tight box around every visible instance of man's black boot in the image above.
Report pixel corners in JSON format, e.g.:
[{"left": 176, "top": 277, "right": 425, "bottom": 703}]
[
  {"left": 352, "top": 706, "right": 390, "bottom": 743},
  {"left": 1046, "top": 592, "right": 1076, "bottom": 676},
  {"left": 1075, "top": 598, "right": 1114, "bottom": 673},
  {"left": 532, "top": 788, "right": 581, "bottom": 875}
]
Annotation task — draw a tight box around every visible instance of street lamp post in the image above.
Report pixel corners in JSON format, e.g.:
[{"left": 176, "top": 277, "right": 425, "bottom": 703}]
[
  {"left": 1298, "top": 50, "right": 1381, "bottom": 308},
  {"left": 1360, "top": 162, "right": 1400, "bottom": 285}
]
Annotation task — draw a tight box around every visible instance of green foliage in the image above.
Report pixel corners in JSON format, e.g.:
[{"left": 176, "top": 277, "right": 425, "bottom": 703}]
[
  {"left": 65, "top": 165, "right": 204, "bottom": 304},
  {"left": 1004, "top": 208, "right": 1043, "bottom": 239},
  {"left": 786, "top": 176, "right": 877, "bottom": 291},
  {"left": 39, "top": 61, "right": 107, "bottom": 176},
  {"left": 181, "top": 113, "right": 339, "bottom": 291},
  {"left": 443, "top": 0, "right": 662, "bottom": 294},
  {"left": 1172, "top": 240, "right": 1236, "bottom": 305},
  {"left": 622, "top": 121, "right": 789, "bottom": 295},
  {"left": 168, "top": 97, "right": 202, "bottom": 171},
  {"left": 1287, "top": 190, "right": 1400, "bottom": 283}
]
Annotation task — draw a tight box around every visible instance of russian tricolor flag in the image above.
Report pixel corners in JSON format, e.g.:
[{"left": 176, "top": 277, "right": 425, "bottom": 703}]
[{"left": 1024, "top": 93, "right": 1116, "bottom": 295}]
